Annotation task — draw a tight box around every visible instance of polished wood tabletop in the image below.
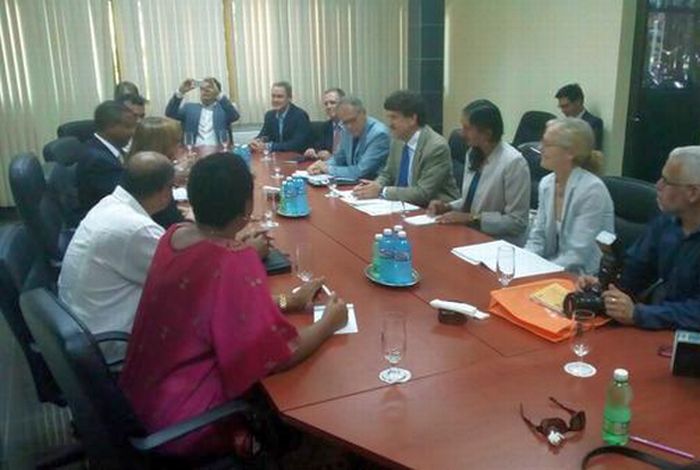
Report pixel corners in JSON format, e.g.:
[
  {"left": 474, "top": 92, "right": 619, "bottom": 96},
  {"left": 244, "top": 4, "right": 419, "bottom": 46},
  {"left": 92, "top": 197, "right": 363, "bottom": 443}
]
[{"left": 244, "top": 152, "right": 699, "bottom": 469}]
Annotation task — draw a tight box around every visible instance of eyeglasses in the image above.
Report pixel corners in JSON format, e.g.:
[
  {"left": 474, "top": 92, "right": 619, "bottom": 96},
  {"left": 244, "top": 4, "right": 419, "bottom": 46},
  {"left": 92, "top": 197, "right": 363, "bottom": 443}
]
[
  {"left": 659, "top": 175, "right": 699, "bottom": 187},
  {"left": 520, "top": 397, "right": 586, "bottom": 446}
]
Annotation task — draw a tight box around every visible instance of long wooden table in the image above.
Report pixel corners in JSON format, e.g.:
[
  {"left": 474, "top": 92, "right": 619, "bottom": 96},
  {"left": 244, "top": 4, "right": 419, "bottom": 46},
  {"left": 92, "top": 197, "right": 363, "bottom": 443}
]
[{"left": 245, "top": 154, "right": 700, "bottom": 469}]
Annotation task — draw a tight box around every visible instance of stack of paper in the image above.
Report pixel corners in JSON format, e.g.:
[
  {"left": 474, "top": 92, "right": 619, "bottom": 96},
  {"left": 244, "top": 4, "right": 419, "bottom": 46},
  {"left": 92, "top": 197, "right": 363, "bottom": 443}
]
[
  {"left": 334, "top": 190, "right": 420, "bottom": 216},
  {"left": 313, "top": 304, "right": 358, "bottom": 334},
  {"left": 404, "top": 214, "right": 437, "bottom": 226},
  {"left": 451, "top": 239, "right": 564, "bottom": 279}
]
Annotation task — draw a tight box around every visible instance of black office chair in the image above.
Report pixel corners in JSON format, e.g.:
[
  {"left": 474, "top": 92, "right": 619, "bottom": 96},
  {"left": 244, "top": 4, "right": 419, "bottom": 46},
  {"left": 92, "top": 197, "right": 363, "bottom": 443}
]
[
  {"left": 43, "top": 136, "right": 86, "bottom": 166},
  {"left": 602, "top": 176, "right": 660, "bottom": 252},
  {"left": 309, "top": 120, "right": 327, "bottom": 149},
  {"left": 20, "top": 287, "right": 252, "bottom": 469},
  {"left": 56, "top": 120, "right": 96, "bottom": 143},
  {"left": 512, "top": 111, "right": 556, "bottom": 147},
  {"left": 9, "top": 153, "right": 74, "bottom": 275},
  {"left": 0, "top": 224, "right": 63, "bottom": 405},
  {"left": 517, "top": 141, "right": 550, "bottom": 209},
  {"left": 448, "top": 128, "right": 468, "bottom": 189}
]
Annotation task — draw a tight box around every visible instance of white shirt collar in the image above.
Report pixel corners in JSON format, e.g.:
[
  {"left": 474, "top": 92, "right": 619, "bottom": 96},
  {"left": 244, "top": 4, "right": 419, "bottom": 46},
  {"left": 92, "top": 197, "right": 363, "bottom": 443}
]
[
  {"left": 406, "top": 128, "right": 422, "bottom": 152},
  {"left": 111, "top": 185, "right": 151, "bottom": 218},
  {"left": 575, "top": 109, "right": 586, "bottom": 119},
  {"left": 94, "top": 133, "right": 123, "bottom": 160}
]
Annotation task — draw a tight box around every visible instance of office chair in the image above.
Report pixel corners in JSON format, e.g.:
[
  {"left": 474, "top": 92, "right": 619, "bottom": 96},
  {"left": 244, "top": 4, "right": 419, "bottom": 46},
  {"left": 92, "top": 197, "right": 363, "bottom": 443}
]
[
  {"left": 512, "top": 111, "right": 556, "bottom": 147},
  {"left": 56, "top": 120, "right": 96, "bottom": 143},
  {"left": 21, "top": 287, "right": 253, "bottom": 469},
  {"left": 602, "top": 176, "right": 660, "bottom": 251}
]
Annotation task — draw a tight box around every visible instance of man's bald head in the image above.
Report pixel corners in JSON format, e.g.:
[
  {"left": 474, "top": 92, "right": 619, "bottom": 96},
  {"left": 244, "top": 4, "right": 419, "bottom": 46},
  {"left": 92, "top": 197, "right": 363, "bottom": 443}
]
[{"left": 122, "top": 151, "right": 174, "bottom": 200}]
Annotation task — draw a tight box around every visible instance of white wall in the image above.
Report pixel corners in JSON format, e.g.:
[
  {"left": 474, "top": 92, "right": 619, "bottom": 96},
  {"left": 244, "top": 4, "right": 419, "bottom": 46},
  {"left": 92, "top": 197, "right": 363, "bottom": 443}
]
[{"left": 443, "top": 0, "right": 636, "bottom": 174}]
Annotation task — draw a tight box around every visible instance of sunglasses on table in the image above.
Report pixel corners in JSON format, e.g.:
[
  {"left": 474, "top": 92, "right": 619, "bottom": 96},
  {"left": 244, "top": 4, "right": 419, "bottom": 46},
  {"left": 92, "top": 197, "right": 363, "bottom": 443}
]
[{"left": 520, "top": 397, "right": 586, "bottom": 446}]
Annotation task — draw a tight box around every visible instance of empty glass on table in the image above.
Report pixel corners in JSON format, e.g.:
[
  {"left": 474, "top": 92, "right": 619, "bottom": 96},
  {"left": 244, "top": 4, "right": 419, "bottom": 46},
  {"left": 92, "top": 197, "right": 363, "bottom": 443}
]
[{"left": 379, "top": 312, "right": 412, "bottom": 384}]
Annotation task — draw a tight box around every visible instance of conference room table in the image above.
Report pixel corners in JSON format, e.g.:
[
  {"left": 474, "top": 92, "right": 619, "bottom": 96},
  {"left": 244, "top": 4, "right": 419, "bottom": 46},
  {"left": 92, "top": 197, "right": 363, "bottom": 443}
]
[{"left": 193, "top": 148, "right": 700, "bottom": 469}]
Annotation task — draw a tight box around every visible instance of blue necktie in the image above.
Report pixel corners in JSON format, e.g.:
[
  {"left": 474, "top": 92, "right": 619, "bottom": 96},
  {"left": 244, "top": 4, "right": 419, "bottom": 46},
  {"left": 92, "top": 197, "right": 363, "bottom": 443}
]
[
  {"left": 397, "top": 144, "right": 410, "bottom": 187},
  {"left": 462, "top": 171, "right": 481, "bottom": 212},
  {"left": 277, "top": 113, "right": 284, "bottom": 141}
]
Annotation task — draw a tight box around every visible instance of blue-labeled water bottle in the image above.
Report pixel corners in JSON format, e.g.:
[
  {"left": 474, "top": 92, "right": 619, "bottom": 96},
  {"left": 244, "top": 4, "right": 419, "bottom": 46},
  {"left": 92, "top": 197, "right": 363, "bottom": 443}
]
[
  {"left": 378, "top": 228, "right": 395, "bottom": 281},
  {"left": 281, "top": 178, "right": 294, "bottom": 215},
  {"left": 371, "top": 233, "right": 383, "bottom": 276},
  {"left": 394, "top": 231, "right": 413, "bottom": 284},
  {"left": 294, "top": 177, "right": 309, "bottom": 215},
  {"left": 602, "top": 368, "right": 632, "bottom": 445}
]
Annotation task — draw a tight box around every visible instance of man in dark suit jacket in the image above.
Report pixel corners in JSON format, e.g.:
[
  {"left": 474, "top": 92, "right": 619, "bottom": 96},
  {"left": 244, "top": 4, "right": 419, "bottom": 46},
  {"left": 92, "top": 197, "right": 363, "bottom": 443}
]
[
  {"left": 555, "top": 83, "right": 603, "bottom": 150},
  {"left": 250, "top": 81, "right": 312, "bottom": 153},
  {"left": 77, "top": 101, "right": 137, "bottom": 217},
  {"left": 303, "top": 87, "right": 345, "bottom": 160}
]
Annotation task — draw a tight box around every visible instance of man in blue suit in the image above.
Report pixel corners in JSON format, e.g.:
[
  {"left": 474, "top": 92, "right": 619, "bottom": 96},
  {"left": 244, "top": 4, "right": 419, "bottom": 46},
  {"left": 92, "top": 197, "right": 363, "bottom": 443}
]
[
  {"left": 77, "top": 101, "right": 137, "bottom": 217},
  {"left": 308, "top": 96, "right": 390, "bottom": 180},
  {"left": 250, "top": 81, "right": 311, "bottom": 153},
  {"left": 165, "top": 77, "right": 240, "bottom": 146},
  {"left": 555, "top": 83, "right": 603, "bottom": 150}
]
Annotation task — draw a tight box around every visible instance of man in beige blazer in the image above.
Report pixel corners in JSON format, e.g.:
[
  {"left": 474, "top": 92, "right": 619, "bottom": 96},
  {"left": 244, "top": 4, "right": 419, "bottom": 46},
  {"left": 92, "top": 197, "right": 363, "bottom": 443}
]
[{"left": 352, "top": 90, "right": 458, "bottom": 206}]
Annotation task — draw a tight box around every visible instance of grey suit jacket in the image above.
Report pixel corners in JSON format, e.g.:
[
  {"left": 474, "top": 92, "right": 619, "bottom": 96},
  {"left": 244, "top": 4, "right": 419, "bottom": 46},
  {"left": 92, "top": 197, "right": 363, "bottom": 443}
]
[
  {"left": 327, "top": 117, "right": 390, "bottom": 180},
  {"left": 450, "top": 141, "right": 530, "bottom": 244},
  {"left": 376, "top": 126, "right": 459, "bottom": 206},
  {"left": 525, "top": 167, "right": 615, "bottom": 274}
]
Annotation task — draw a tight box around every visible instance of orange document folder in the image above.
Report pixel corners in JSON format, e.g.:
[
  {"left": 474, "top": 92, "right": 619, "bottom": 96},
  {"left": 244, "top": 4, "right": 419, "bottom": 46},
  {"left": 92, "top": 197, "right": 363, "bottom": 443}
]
[{"left": 488, "top": 279, "right": 610, "bottom": 343}]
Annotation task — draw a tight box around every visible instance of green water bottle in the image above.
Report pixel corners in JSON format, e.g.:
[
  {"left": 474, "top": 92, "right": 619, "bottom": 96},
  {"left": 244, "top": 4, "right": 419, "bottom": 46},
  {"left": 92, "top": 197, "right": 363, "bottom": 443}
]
[{"left": 602, "top": 368, "right": 632, "bottom": 445}]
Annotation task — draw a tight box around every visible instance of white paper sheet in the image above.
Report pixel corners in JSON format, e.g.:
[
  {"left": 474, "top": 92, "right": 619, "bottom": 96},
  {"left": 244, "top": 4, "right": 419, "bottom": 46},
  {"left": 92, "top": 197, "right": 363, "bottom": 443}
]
[
  {"left": 404, "top": 214, "right": 437, "bottom": 226},
  {"left": 313, "top": 304, "right": 358, "bottom": 334},
  {"left": 292, "top": 170, "right": 309, "bottom": 178},
  {"left": 451, "top": 240, "right": 564, "bottom": 279},
  {"left": 172, "top": 187, "right": 188, "bottom": 201},
  {"left": 335, "top": 192, "right": 420, "bottom": 216}
]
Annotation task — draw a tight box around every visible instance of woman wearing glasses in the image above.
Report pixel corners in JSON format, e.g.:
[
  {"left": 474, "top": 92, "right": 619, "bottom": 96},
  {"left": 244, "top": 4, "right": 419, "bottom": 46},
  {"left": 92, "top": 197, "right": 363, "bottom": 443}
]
[{"left": 525, "top": 117, "right": 614, "bottom": 274}]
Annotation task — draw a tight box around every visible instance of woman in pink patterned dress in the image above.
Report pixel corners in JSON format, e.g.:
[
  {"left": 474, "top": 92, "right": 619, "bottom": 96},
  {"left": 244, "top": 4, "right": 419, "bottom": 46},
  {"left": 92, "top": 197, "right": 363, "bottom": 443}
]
[{"left": 119, "top": 152, "right": 347, "bottom": 457}]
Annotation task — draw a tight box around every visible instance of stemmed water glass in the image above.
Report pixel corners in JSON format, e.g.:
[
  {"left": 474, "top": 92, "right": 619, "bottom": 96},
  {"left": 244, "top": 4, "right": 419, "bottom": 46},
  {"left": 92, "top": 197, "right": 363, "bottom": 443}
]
[
  {"left": 325, "top": 174, "right": 339, "bottom": 198},
  {"left": 270, "top": 152, "right": 283, "bottom": 180},
  {"left": 260, "top": 187, "right": 279, "bottom": 229},
  {"left": 564, "top": 310, "right": 597, "bottom": 378},
  {"left": 379, "top": 312, "right": 412, "bottom": 384},
  {"left": 184, "top": 132, "right": 195, "bottom": 156},
  {"left": 496, "top": 245, "right": 515, "bottom": 287},
  {"left": 260, "top": 137, "right": 272, "bottom": 162},
  {"left": 218, "top": 130, "right": 230, "bottom": 152}
]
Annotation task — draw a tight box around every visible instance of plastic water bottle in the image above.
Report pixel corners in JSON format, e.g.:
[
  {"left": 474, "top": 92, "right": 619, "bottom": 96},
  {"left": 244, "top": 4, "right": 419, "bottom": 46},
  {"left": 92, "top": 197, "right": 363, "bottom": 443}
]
[
  {"left": 393, "top": 225, "right": 404, "bottom": 235},
  {"left": 602, "top": 368, "right": 632, "bottom": 445},
  {"left": 394, "top": 231, "right": 413, "bottom": 284},
  {"left": 371, "top": 234, "right": 383, "bottom": 276},
  {"left": 294, "top": 177, "right": 309, "bottom": 214},
  {"left": 235, "top": 144, "right": 252, "bottom": 167},
  {"left": 281, "top": 178, "right": 294, "bottom": 215},
  {"left": 379, "top": 228, "right": 395, "bottom": 281}
]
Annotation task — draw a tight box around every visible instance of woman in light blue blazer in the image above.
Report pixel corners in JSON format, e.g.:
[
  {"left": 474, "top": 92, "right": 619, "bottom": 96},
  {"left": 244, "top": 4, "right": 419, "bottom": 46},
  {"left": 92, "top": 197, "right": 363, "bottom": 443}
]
[{"left": 525, "top": 117, "right": 614, "bottom": 274}]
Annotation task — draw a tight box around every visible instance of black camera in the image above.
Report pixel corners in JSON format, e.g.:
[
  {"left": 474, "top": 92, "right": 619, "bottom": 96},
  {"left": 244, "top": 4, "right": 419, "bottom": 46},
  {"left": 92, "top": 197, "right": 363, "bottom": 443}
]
[{"left": 563, "top": 231, "right": 623, "bottom": 317}]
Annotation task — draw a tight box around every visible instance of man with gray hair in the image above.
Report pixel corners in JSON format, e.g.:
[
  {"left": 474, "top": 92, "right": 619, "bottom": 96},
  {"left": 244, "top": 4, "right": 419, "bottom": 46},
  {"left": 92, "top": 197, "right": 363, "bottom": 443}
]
[
  {"left": 308, "top": 96, "right": 390, "bottom": 180},
  {"left": 59, "top": 151, "right": 174, "bottom": 337},
  {"left": 579, "top": 146, "right": 700, "bottom": 330}
]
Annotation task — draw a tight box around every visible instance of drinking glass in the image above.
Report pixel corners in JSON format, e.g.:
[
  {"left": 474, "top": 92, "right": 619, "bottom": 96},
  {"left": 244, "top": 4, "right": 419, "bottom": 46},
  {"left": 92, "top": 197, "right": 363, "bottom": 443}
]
[
  {"left": 325, "top": 174, "right": 339, "bottom": 197},
  {"left": 564, "top": 310, "right": 597, "bottom": 378},
  {"left": 295, "top": 242, "right": 313, "bottom": 282},
  {"left": 218, "top": 130, "right": 230, "bottom": 152},
  {"left": 270, "top": 152, "right": 283, "bottom": 180},
  {"left": 261, "top": 187, "right": 279, "bottom": 229},
  {"left": 379, "top": 312, "right": 412, "bottom": 384},
  {"left": 496, "top": 245, "right": 515, "bottom": 287},
  {"left": 184, "top": 132, "right": 195, "bottom": 155},
  {"left": 260, "top": 137, "right": 272, "bottom": 162}
]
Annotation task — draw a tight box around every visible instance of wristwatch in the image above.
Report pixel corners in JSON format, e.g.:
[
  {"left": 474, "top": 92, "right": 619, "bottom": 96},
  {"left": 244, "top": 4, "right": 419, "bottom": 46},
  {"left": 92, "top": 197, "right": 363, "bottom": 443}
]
[{"left": 470, "top": 213, "right": 482, "bottom": 229}]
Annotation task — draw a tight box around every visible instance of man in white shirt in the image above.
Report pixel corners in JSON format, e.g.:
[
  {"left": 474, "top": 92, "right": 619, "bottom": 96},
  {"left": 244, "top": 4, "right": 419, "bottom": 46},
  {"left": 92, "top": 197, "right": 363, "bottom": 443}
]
[
  {"left": 165, "top": 77, "right": 240, "bottom": 147},
  {"left": 59, "top": 151, "right": 174, "bottom": 336}
]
